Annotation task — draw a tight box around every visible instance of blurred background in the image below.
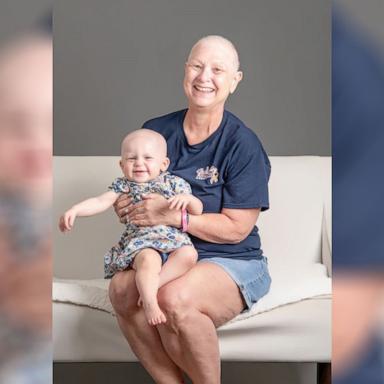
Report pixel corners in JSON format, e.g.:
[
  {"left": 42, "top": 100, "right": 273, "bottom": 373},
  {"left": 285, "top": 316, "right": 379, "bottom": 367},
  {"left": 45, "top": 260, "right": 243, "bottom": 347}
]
[
  {"left": 0, "top": 1, "right": 52, "bottom": 383},
  {"left": 332, "top": 0, "right": 384, "bottom": 383},
  {"left": 1, "top": 0, "right": 384, "bottom": 383}
]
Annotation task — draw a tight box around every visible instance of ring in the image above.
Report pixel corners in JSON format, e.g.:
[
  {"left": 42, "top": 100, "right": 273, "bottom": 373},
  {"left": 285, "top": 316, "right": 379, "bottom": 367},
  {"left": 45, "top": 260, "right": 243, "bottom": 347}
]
[{"left": 124, "top": 208, "right": 129, "bottom": 214}]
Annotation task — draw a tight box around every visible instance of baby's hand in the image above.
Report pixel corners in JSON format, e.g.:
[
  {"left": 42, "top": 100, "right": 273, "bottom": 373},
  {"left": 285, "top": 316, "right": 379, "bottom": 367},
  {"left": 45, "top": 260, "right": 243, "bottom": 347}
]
[
  {"left": 59, "top": 209, "right": 77, "bottom": 232},
  {"left": 168, "top": 194, "right": 193, "bottom": 210}
]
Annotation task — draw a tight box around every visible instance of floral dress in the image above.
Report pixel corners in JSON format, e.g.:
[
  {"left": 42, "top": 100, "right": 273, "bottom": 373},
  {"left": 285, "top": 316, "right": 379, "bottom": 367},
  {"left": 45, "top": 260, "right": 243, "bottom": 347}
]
[{"left": 104, "top": 172, "right": 193, "bottom": 278}]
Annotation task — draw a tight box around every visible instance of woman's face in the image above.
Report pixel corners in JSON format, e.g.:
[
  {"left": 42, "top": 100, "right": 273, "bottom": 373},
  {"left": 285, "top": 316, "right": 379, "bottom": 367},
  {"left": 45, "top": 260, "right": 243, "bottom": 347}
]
[{"left": 183, "top": 40, "right": 242, "bottom": 111}]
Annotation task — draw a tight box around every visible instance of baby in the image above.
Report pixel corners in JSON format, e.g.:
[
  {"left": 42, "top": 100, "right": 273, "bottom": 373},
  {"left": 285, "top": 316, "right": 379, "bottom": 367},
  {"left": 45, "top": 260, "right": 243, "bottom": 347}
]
[{"left": 59, "top": 129, "right": 202, "bottom": 325}]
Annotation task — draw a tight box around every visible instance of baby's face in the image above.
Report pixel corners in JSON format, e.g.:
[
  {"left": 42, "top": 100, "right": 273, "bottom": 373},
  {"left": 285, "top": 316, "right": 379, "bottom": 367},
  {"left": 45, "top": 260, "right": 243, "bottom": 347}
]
[{"left": 120, "top": 134, "right": 169, "bottom": 183}]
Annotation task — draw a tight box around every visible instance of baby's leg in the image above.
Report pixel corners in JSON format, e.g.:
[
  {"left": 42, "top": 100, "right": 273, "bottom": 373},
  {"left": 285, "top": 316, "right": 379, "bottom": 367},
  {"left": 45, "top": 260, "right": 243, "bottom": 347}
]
[
  {"left": 159, "top": 245, "right": 198, "bottom": 288},
  {"left": 132, "top": 249, "right": 166, "bottom": 326}
]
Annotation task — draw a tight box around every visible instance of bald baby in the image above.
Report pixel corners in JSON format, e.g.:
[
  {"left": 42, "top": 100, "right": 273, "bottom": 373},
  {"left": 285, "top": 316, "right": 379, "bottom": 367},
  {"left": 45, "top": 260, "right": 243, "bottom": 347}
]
[{"left": 120, "top": 129, "right": 170, "bottom": 183}]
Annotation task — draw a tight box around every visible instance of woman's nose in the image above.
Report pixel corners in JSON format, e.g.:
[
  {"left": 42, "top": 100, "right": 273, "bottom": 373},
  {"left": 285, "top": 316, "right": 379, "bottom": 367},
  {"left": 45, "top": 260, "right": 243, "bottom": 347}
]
[{"left": 197, "top": 66, "right": 211, "bottom": 82}]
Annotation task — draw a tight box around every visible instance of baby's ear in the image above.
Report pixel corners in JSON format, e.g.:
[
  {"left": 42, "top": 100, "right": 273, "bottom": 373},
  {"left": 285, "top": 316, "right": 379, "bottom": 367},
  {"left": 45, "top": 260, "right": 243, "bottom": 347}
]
[
  {"left": 161, "top": 157, "right": 170, "bottom": 172},
  {"left": 119, "top": 159, "right": 123, "bottom": 169}
]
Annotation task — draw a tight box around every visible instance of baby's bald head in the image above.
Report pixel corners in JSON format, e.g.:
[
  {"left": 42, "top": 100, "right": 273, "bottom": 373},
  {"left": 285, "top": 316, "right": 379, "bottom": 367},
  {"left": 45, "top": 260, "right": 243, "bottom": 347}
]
[{"left": 121, "top": 129, "right": 167, "bottom": 158}]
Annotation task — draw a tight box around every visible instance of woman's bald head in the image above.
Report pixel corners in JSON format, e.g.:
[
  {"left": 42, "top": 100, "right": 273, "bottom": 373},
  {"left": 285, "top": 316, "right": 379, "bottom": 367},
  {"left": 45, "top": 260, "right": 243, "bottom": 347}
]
[{"left": 187, "top": 35, "right": 240, "bottom": 72}]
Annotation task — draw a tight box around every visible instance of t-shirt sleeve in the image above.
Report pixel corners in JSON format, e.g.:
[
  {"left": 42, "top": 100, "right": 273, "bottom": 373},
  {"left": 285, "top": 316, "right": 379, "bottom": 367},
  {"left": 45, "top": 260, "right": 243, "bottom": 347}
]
[
  {"left": 169, "top": 175, "right": 192, "bottom": 195},
  {"left": 222, "top": 134, "right": 271, "bottom": 211},
  {"left": 108, "top": 178, "right": 129, "bottom": 194}
]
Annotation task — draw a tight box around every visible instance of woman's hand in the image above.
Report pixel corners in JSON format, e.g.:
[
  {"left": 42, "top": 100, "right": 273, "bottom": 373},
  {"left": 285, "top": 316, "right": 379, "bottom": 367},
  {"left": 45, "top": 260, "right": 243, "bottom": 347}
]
[
  {"left": 127, "top": 193, "right": 181, "bottom": 227},
  {"left": 114, "top": 193, "right": 133, "bottom": 223}
]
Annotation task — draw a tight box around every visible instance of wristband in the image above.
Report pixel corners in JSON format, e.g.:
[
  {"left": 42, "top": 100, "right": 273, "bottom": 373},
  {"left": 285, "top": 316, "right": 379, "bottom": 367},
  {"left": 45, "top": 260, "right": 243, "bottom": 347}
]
[{"left": 181, "top": 209, "right": 189, "bottom": 232}]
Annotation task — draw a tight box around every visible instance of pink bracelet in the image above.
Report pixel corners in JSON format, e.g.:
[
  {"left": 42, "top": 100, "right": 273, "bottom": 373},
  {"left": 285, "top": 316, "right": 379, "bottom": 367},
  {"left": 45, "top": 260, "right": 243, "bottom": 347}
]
[{"left": 181, "top": 209, "right": 188, "bottom": 232}]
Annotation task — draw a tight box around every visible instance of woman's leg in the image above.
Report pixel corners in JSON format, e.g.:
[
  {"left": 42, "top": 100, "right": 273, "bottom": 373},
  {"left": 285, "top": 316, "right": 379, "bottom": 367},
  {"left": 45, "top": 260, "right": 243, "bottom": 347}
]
[
  {"left": 158, "top": 245, "right": 198, "bottom": 288},
  {"left": 109, "top": 270, "right": 184, "bottom": 384},
  {"left": 157, "top": 262, "right": 245, "bottom": 384},
  {"left": 132, "top": 248, "right": 165, "bottom": 325}
]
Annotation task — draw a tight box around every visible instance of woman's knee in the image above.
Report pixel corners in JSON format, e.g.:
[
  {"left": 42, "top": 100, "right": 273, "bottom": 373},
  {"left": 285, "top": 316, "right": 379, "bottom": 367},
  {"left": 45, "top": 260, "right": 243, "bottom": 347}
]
[
  {"left": 158, "top": 283, "right": 193, "bottom": 321},
  {"left": 108, "top": 271, "right": 138, "bottom": 314}
]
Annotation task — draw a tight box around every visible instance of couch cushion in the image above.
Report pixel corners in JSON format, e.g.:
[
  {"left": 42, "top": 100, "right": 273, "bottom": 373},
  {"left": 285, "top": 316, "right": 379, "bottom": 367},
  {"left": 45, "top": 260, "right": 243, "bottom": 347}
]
[{"left": 53, "top": 297, "right": 331, "bottom": 362}]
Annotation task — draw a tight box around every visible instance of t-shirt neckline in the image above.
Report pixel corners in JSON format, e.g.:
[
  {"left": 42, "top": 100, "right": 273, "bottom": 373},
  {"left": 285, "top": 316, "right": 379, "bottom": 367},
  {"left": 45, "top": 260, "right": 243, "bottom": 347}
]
[{"left": 178, "top": 109, "right": 228, "bottom": 150}]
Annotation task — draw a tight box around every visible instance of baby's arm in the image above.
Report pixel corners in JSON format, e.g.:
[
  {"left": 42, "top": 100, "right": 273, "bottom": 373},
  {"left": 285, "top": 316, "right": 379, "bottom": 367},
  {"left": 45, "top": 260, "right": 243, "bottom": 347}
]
[
  {"left": 168, "top": 194, "right": 203, "bottom": 215},
  {"left": 59, "top": 191, "right": 119, "bottom": 232}
]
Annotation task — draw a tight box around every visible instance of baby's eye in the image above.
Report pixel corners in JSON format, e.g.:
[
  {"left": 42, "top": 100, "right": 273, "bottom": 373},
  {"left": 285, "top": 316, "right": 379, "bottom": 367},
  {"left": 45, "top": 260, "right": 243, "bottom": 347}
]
[
  {"left": 192, "top": 63, "right": 202, "bottom": 70},
  {"left": 213, "top": 67, "right": 223, "bottom": 74},
  {"left": 145, "top": 156, "right": 153, "bottom": 160},
  {"left": 127, "top": 157, "right": 136, "bottom": 161}
]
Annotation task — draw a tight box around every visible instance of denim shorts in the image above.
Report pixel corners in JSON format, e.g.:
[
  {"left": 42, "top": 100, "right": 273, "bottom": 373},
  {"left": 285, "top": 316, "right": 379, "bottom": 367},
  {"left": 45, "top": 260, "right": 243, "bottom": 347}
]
[
  {"left": 199, "top": 256, "right": 271, "bottom": 311},
  {"left": 159, "top": 252, "right": 170, "bottom": 264}
]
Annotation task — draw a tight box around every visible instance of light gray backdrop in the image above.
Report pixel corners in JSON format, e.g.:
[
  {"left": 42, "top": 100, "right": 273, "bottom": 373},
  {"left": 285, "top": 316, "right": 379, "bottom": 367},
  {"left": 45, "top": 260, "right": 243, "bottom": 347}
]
[{"left": 55, "top": 0, "right": 331, "bottom": 156}]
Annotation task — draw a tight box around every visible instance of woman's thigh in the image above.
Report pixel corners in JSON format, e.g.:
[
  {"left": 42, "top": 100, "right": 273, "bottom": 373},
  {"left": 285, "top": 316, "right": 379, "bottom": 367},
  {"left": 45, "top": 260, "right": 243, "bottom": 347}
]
[{"left": 160, "top": 261, "right": 245, "bottom": 327}]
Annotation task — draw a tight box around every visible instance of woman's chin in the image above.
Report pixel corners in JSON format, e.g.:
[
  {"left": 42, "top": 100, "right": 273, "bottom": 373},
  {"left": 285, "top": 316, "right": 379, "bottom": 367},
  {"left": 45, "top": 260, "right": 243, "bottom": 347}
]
[{"left": 189, "top": 100, "right": 215, "bottom": 110}]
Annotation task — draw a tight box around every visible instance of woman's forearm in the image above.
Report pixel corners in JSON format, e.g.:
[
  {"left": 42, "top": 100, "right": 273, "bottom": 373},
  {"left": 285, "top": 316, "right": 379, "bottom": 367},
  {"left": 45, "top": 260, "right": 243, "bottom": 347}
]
[{"left": 187, "top": 212, "right": 249, "bottom": 244}]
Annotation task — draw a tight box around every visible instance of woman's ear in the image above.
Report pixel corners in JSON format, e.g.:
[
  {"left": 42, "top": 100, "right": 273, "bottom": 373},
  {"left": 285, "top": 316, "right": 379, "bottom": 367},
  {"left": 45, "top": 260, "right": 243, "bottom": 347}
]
[
  {"left": 161, "top": 157, "right": 170, "bottom": 172},
  {"left": 230, "top": 70, "right": 243, "bottom": 94}
]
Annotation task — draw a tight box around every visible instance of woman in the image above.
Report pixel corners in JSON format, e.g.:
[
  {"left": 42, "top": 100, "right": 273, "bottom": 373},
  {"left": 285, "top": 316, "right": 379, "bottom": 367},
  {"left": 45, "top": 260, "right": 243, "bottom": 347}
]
[{"left": 109, "top": 35, "right": 271, "bottom": 384}]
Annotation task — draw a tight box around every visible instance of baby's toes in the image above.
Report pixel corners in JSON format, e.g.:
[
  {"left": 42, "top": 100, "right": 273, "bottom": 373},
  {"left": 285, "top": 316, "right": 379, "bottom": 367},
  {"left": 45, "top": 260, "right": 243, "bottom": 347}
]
[{"left": 159, "top": 312, "right": 167, "bottom": 324}]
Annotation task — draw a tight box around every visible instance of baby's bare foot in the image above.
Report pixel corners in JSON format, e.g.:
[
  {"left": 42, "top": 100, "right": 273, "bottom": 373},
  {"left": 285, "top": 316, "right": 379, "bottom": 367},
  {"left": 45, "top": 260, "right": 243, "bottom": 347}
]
[{"left": 143, "top": 301, "right": 167, "bottom": 326}]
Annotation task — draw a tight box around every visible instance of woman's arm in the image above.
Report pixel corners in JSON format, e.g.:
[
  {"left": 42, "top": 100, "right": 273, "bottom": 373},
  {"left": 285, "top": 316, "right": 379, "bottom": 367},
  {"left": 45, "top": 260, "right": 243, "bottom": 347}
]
[
  {"left": 59, "top": 191, "right": 119, "bottom": 232},
  {"left": 187, "top": 208, "right": 260, "bottom": 244},
  {"left": 125, "top": 194, "right": 260, "bottom": 244}
]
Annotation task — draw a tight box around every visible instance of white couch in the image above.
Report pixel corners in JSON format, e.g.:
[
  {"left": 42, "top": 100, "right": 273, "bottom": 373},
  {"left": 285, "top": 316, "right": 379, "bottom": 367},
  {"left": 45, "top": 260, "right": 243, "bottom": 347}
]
[{"left": 53, "top": 156, "right": 331, "bottom": 364}]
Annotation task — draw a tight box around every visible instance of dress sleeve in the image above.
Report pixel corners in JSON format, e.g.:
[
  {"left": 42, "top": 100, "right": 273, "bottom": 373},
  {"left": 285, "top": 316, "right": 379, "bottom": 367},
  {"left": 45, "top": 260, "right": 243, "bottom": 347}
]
[
  {"left": 222, "top": 133, "right": 271, "bottom": 211},
  {"left": 108, "top": 178, "right": 129, "bottom": 194},
  {"left": 169, "top": 175, "right": 192, "bottom": 195}
]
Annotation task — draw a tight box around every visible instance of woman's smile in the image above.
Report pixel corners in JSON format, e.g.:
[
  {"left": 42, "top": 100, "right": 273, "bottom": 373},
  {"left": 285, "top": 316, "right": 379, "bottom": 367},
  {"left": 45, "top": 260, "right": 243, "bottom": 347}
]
[{"left": 193, "top": 85, "right": 215, "bottom": 93}]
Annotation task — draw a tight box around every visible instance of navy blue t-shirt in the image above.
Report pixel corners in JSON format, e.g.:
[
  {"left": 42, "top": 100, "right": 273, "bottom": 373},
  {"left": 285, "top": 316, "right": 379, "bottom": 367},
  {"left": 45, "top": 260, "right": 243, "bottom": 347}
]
[{"left": 143, "top": 109, "right": 271, "bottom": 261}]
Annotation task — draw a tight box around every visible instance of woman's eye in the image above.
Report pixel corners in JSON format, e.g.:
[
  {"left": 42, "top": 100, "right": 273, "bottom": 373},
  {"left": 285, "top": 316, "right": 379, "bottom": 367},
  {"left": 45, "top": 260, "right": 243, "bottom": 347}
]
[
  {"left": 213, "top": 68, "right": 223, "bottom": 73},
  {"left": 193, "top": 64, "right": 202, "bottom": 70}
]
